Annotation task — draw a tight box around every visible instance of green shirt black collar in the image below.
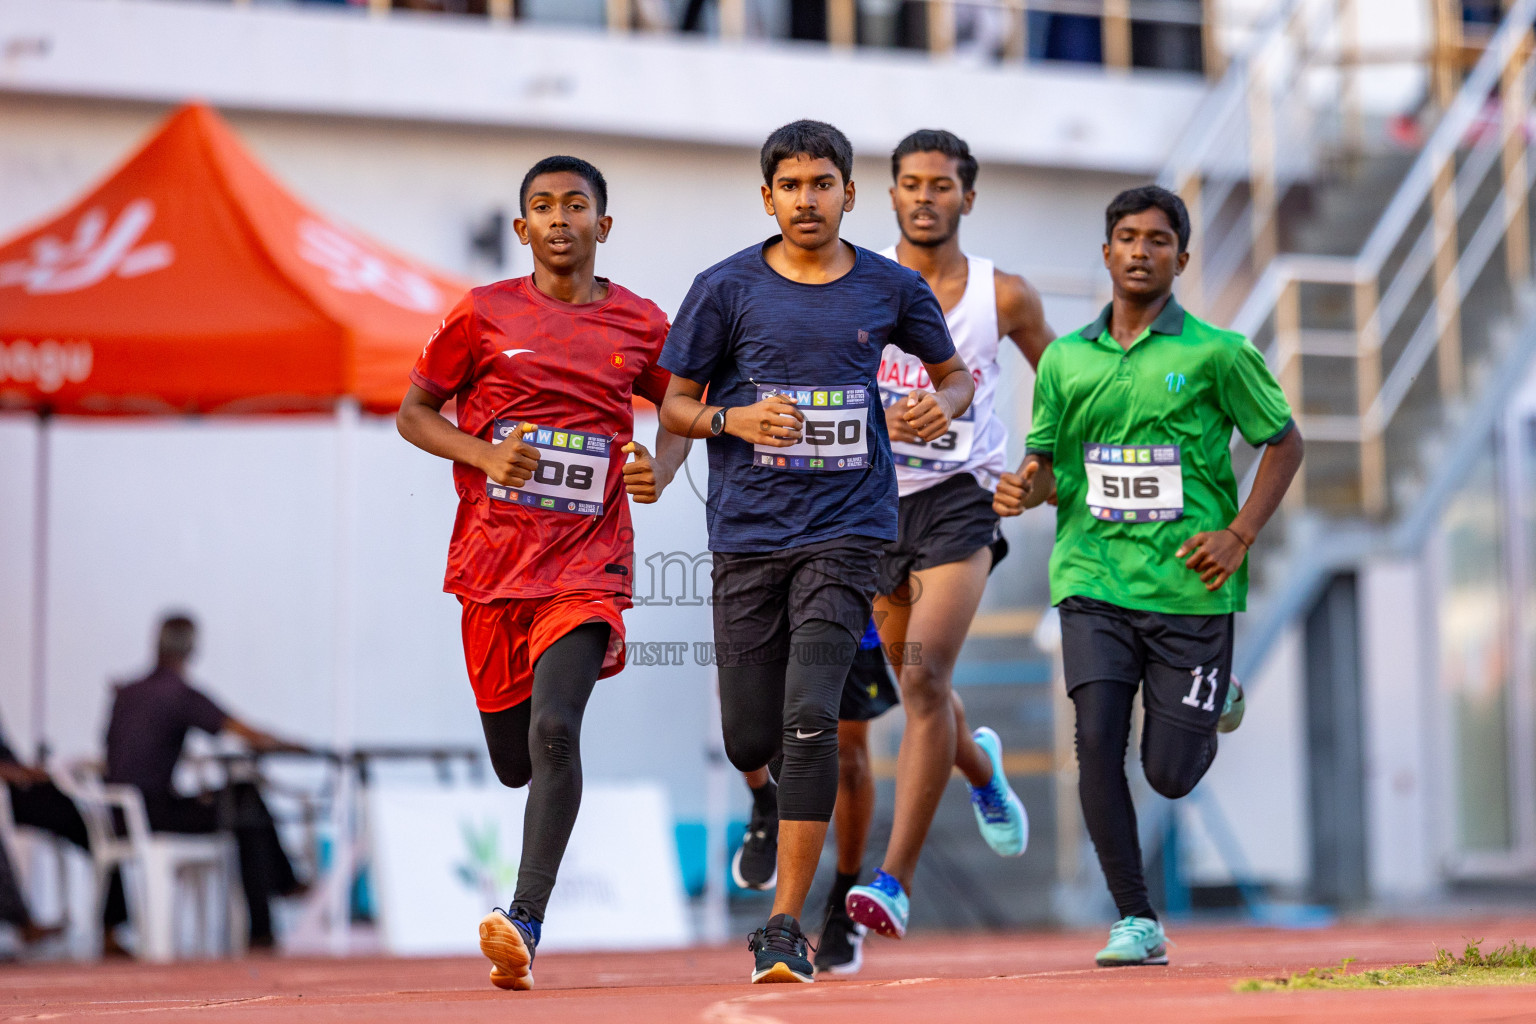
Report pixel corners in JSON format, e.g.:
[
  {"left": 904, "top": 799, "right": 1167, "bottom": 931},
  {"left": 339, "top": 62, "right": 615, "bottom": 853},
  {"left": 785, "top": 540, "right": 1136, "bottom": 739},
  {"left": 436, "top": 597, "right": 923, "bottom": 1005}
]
[{"left": 1081, "top": 294, "right": 1186, "bottom": 343}]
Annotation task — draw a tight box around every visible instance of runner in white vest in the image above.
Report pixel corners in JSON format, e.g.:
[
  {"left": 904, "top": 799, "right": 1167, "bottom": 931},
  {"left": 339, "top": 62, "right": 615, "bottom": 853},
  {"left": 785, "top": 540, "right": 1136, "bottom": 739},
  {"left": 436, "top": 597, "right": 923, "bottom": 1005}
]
[{"left": 840, "top": 130, "right": 1056, "bottom": 957}]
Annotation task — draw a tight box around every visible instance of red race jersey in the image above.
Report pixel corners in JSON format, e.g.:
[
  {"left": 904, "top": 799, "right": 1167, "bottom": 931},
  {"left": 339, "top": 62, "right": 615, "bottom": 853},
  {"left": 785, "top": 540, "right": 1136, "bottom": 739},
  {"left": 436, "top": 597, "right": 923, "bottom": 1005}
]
[{"left": 410, "top": 276, "right": 671, "bottom": 602}]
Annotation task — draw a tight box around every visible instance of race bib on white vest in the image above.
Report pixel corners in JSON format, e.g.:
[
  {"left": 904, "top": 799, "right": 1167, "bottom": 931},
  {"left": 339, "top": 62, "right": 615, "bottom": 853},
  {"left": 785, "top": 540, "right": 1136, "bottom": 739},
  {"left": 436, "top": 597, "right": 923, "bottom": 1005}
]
[{"left": 879, "top": 386, "right": 975, "bottom": 472}]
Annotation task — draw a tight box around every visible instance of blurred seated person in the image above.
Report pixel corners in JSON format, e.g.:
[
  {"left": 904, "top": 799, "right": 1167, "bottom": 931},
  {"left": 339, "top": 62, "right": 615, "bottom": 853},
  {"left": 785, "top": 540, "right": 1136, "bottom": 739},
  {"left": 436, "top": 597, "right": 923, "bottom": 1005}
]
[
  {"left": 104, "top": 613, "right": 308, "bottom": 950},
  {"left": 0, "top": 717, "right": 90, "bottom": 947},
  {"left": 0, "top": 837, "right": 64, "bottom": 949}
]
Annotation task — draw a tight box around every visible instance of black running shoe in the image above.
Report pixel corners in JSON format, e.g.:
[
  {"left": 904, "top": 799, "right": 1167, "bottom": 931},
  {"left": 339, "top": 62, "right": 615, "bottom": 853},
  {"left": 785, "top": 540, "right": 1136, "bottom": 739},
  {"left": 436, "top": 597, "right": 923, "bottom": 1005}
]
[
  {"left": 731, "top": 806, "right": 778, "bottom": 891},
  {"left": 747, "top": 913, "right": 814, "bottom": 983},
  {"left": 813, "top": 903, "right": 865, "bottom": 978}
]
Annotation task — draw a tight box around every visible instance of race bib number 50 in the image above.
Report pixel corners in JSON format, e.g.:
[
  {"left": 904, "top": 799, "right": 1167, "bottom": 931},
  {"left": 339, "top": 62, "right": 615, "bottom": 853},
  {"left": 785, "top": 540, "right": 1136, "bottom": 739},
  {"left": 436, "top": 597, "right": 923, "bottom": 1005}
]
[
  {"left": 1083, "top": 443, "right": 1184, "bottom": 523},
  {"left": 753, "top": 384, "right": 870, "bottom": 471},
  {"left": 487, "top": 420, "right": 611, "bottom": 515}
]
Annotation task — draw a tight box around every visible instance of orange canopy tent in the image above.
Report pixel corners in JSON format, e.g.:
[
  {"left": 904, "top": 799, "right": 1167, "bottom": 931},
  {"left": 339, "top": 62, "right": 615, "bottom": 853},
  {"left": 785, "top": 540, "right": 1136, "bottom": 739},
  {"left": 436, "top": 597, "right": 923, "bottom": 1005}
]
[
  {"left": 0, "top": 106, "right": 471, "bottom": 923},
  {"left": 0, "top": 102, "right": 469, "bottom": 416},
  {"left": 0, "top": 103, "right": 472, "bottom": 950}
]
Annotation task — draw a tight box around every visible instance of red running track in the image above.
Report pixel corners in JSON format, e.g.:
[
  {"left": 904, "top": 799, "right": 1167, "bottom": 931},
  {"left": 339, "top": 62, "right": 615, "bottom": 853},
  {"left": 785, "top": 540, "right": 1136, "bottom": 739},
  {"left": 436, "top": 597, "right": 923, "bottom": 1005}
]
[{"left": 3, "top": 916, "right": 1535, "bottom": 1023}]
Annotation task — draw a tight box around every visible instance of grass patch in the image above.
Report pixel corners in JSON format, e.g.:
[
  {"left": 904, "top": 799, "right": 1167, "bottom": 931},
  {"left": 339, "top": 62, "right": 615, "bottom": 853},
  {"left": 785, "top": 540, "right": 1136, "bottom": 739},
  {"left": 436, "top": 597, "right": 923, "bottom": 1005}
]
[{"left": 1236, "top": 940, "right": 1536, "bottom": 991}]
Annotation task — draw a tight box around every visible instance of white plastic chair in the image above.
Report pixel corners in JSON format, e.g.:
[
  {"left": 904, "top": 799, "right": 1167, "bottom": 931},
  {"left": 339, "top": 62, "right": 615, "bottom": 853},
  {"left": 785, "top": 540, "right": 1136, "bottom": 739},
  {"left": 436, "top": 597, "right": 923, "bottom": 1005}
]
[
  {"left": 0, "top": 783, "right": 71, "bottom": 941},
  {"left": 58, "top": 764, "right": 245, "bottom": 962}
]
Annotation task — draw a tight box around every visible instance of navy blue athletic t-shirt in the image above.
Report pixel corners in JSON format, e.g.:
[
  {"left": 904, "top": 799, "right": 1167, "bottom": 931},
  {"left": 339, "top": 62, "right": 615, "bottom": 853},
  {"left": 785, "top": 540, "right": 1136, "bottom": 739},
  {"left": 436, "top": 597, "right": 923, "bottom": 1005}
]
[{"left": 660, "top": 238, "right": 955, "bottom": 553}]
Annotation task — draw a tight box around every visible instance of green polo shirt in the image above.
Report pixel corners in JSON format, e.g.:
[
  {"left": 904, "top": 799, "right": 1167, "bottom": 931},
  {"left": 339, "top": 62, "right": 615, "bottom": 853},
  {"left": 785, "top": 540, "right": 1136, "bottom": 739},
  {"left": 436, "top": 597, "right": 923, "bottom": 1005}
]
[{"left": 1026, "top": 296, "right": 1293, "bottom": 615}]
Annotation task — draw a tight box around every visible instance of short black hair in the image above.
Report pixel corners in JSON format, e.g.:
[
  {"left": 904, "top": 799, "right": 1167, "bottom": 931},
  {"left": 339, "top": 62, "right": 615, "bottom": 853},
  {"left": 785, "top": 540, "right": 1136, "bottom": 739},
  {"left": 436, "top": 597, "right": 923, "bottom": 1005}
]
[
  {"left": 760, "top": 120, "right": 853, "bottom": 187},
  {"left": 519, "top": 155, "right": 608, "bottom": 217},
  {"left": 157, "top": 613, "right": 197, "bottom": 663},
  {"left": 891, "top": 129, "right": 978, "bottom": 193},
  {"left": 1105, "top": 185, "right": 1190, "bottom": 253}
]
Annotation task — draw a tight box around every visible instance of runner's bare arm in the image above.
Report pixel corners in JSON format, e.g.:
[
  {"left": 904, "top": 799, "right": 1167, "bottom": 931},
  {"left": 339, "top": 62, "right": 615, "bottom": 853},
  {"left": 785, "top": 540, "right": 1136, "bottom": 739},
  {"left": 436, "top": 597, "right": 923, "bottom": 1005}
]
[
  {"left": 994, "top": 454, "right": 1056, "bottom": 517},
  {"left": 658, "top": 376, "right": 804, "bottom": 445},
  {"left": 905, "top": 353, "right": 974, "bottom": 442},
  {"left": 622, "top": 426, "right": 691, "bottom": 504},
  {"left": 396, "top": 383, "right": 540, "bottom": 487},
  {"left": 1177, "top": 427, "right": 1304, "bottom": 591},
  {"left": 996, "top": 270, "right": 1054, "bottom": 369}
]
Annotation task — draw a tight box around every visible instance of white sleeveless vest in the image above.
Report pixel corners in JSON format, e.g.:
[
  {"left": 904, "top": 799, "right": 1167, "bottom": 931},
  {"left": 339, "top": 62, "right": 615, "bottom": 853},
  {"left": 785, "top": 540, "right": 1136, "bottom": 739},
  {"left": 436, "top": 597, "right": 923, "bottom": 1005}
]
[{"left": 877, "top": 250, "right": 1008, "bottom": 497}]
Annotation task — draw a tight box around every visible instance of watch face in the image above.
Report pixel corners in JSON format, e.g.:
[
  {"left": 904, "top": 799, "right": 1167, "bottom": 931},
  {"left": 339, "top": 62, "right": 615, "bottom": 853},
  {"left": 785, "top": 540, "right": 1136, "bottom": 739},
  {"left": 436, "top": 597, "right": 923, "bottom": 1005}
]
[{"left": 712, "top": 409, "right": 726, "bottom": 435}]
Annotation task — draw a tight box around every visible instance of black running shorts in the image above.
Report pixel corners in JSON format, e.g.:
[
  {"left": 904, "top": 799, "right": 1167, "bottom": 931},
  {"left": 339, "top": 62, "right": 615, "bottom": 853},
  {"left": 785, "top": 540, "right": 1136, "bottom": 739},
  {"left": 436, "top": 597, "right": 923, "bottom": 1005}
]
[
  {"left": 877, "top": 472, "right": 1009, "bottom": 596},
  {"left": 1058, "top": 595, "right": 1233, "bottom": 735},
  {"left": 838, "top": 644, "right": 899, "bottom": 722},
  {"left": 712, "top": 535, "right": 882, "bottom": 668}
]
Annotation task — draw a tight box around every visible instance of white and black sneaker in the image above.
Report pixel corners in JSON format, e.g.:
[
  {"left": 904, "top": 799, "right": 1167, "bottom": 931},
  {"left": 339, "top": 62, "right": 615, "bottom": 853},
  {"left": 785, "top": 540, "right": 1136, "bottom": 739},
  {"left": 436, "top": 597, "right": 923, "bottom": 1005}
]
[
  {"left": 813, "top": 902, "right": 865, "bottom": 977},
  {"left": 731, "top": 805, "right": 779, "bottom": 890}
]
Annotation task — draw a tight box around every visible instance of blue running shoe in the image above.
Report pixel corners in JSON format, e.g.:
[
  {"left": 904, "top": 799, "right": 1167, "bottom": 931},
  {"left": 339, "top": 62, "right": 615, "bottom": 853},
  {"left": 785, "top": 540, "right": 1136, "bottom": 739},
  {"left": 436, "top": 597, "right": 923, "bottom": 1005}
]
[
  {"left": 969, "top": 727, "right": 1029, "bottom": 857},
  {"left": 1095, "top": 915, "right": 1168, "bottom": 967},
  {"left": 845, "top": 869, "right": 908, "bottom": 939},
  {"left": 479, "top": 907, "right": 538, "bottom": 990}
]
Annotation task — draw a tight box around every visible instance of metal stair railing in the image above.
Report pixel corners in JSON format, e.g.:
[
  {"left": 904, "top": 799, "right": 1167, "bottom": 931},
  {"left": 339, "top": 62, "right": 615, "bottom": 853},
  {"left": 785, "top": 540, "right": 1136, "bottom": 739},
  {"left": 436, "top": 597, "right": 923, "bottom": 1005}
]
[
  {"left": 1230, "top": 0, "right": 1536, "bottom": 519},
  {"left": 1158, "top": 0, "right": 1418, "bottom": 327}
]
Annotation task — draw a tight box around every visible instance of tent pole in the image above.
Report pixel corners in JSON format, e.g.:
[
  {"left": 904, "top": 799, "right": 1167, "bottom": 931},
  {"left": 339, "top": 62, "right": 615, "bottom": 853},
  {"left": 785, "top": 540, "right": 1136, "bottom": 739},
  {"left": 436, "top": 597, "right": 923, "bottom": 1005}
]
[
  {"left": 328, "top": 397, "right": 360, "bottom": 956},
  {"left": 29, "top": 412, "right": 51, "bottom": 764}
]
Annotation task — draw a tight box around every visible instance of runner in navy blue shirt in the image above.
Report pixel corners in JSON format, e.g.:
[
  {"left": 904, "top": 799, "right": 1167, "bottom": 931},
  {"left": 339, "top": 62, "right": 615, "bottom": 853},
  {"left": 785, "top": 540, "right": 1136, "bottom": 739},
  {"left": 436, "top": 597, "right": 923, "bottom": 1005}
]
[{"left": 659, "top": 120, "right": 972, "bottom": 985}]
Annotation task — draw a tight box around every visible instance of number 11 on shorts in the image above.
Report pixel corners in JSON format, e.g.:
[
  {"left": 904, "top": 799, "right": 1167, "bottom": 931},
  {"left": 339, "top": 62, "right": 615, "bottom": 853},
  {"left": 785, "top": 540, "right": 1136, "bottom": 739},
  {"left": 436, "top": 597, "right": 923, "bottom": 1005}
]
[{"left": 1182, "top": 666, "right": 1219, "bottom": 712}]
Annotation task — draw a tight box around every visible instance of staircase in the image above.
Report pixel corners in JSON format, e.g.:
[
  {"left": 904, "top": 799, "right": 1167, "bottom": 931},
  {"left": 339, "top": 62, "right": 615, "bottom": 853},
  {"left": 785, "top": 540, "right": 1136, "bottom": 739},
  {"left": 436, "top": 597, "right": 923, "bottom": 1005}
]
[{"left": 1231, "top": 0, "right": 1536, "bottom": 682}]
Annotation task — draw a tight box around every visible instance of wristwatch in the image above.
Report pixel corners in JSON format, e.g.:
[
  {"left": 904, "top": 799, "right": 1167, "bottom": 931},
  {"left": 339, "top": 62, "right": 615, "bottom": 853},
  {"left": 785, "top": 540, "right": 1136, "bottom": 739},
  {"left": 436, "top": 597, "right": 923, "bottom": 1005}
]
[{"left": 710, "top": 407, "right": 727, "bottom": 436}]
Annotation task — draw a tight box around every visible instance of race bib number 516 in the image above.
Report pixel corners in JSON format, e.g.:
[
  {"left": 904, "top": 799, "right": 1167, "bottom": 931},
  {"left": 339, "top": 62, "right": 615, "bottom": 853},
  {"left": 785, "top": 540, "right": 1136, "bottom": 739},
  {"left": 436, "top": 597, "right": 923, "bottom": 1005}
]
[
  {"left": 487, "top": 420, "right": 611, "bottom": 515},
  {"left": 1083, "top": 443, "right": 1184, "bottom": 522},
  {"left": 753, "top": 384, "right": 870, "bottom": 471}
]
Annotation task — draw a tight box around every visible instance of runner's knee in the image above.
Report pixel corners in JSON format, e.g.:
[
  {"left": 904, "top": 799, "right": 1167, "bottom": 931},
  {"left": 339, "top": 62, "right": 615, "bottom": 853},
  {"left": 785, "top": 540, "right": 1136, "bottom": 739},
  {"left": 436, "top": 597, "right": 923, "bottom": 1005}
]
[
  {"left": 493, "top": 760, "right": 532, "bottom": 789},
  {"left": 530, "top": 707, "right": 579, "bottom": 774},
  {"left": 837, "top": 736, "right": 870, "bottom": 786},
  {"left": 481, "top": 705, "right": 534, "bottom": 789},
  {"left": 896, "top": 659, "right": 952, "bottom": 718},
  {"left": 1141, "top": 726, "right": 1216, "bottom": 799},
  {"left": 723, "top": 731, "right": 778, "bottom": 775},
  {"left": 487, "top": 747, "right": 532, "bottom": 789}
]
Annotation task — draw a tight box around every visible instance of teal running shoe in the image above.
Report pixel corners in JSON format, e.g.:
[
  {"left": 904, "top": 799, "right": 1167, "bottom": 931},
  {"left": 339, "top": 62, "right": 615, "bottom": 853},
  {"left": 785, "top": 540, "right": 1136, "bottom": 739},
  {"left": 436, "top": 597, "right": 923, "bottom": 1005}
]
[
  {"left": 1095, "top": 916, "right": 1169, "bottom": 966},
  {"left": 845, "top": 869, "right": 909, "bottom": 939},
  {"left": 968, "top": 727, "right": 1029, "bottom": 857},
  {"left": 1218, "top": 675, "right": 1245, "bottom": 734}
]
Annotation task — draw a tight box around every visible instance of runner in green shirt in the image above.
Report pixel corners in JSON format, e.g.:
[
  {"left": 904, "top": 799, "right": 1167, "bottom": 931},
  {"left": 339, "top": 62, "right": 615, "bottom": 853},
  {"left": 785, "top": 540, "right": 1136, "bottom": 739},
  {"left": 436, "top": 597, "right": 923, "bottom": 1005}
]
[{"left": 994, "top": 185, "right": 1303, "bottom": 968}]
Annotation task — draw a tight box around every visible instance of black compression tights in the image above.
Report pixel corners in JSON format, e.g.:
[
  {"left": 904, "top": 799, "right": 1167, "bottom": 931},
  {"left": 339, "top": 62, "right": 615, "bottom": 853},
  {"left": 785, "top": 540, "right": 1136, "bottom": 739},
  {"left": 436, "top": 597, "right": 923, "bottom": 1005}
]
[
  {"left": 718, "top": 619, "right": 855, "bottom": 822},
  {"left": 1071, "top": 680, "right": 1219, "bottom": 920},
  {"left": 479, "top": 621, "right": 609, "bottom": 922}
]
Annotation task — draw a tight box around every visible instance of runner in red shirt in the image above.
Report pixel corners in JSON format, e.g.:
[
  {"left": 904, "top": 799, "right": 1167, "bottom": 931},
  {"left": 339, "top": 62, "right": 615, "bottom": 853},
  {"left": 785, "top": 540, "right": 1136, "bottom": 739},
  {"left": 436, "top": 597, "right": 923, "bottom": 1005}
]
[{"left": 397, "top": 156, "right": 689, "bottom": 992}]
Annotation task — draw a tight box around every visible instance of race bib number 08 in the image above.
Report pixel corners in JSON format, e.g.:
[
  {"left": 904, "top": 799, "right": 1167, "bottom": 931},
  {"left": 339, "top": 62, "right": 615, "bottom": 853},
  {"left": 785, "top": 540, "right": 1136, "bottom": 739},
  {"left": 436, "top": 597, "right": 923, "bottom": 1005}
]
[
  {"left": 487, "top": 420, "right": 611, "bottom": 515},
  {"left": 878, "top": 386, "right": 975, "bottom": 472},
  {"left": 753, "top": 384, "right": 870, "bottom": 471},
  {"left": 1083, "top": 443, "right": 1184, "bottom": 522}
]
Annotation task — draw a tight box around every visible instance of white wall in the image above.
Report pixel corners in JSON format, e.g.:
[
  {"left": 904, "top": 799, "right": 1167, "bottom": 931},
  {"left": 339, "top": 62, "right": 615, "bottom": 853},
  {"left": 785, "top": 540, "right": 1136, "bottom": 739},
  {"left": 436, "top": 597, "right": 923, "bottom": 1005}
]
[{"left": 0, "top": 419, "right": 39, "bottom": 753}]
